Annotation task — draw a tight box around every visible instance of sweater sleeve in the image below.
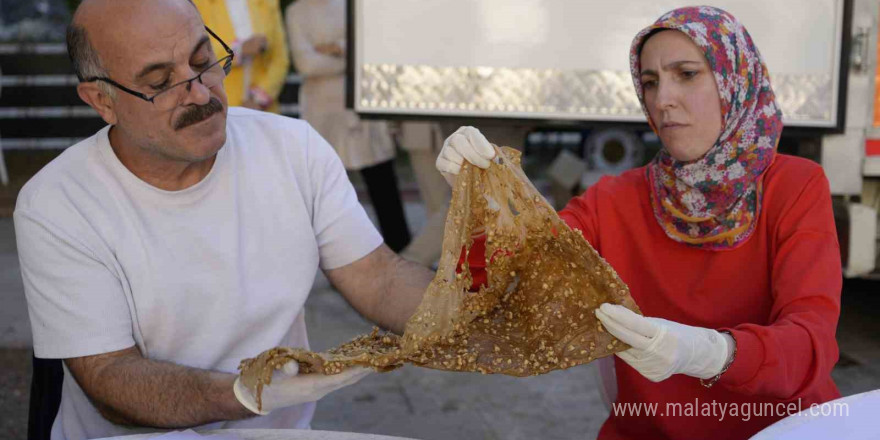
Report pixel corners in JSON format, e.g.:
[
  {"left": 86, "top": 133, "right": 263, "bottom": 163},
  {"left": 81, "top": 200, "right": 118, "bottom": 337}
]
[
  {"left": 559, "top": 183, "right": 601, "bottom": 249},
  {"left": 718, "top": 170, "right": 842, "bottom": 399}
]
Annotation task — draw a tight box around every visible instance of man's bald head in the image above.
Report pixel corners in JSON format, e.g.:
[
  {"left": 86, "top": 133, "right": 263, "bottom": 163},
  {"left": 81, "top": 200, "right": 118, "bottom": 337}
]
[{"left": 67, "top": 0, "right": 200, "bottom": 88}]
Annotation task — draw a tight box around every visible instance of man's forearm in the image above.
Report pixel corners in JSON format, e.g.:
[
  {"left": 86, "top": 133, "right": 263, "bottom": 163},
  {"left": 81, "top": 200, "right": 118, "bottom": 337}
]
[
  {"left": 66, "top": 347, "right": 253, "bottom": 428},
  {"left": 374, "top": 253, "right": 434, "bottom": 334},
  {"left": 327, "top": 245, "right": 434, "bottom": 335}
]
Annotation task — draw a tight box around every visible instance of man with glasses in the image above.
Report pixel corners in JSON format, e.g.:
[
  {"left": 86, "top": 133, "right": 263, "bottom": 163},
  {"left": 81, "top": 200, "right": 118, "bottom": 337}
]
[{"left": 14, "top": 0, "right": 434, "bottom": 438}]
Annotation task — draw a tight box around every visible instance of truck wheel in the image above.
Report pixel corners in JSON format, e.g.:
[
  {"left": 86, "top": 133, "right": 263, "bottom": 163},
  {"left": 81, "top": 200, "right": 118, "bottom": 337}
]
[{"left": 584, "top": 129, "right": 645, "bottom": 173}]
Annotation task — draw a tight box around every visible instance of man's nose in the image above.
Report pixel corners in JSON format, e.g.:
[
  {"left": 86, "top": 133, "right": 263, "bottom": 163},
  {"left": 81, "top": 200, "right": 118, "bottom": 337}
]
[{"left": 180, "top": 76, "right": 212, "bottom": 106}]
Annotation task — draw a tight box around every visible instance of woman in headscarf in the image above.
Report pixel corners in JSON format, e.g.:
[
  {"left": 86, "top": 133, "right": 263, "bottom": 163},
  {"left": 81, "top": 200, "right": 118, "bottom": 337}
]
[{"left": 437, "top": 6, "right": 841, "bottom": 439}]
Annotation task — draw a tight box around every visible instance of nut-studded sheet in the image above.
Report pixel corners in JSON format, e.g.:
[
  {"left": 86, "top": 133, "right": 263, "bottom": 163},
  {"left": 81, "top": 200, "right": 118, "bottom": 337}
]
[{"left": 239, "top": 146, "right": 641, "bottom": 412}]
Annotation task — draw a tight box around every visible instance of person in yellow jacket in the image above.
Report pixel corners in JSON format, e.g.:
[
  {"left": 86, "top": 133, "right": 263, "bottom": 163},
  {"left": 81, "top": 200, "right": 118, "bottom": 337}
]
[{"left": 192, "top": 0, "right": 289, "bottom": 112}]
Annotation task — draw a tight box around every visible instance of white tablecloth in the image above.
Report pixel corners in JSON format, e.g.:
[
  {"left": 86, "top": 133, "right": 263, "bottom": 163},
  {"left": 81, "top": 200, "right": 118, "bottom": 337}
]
[
  {"left": 750, "top": 388, "right": 880, "bottom": 439},
  {"left": 97, "top": 429, "right": 418, "bottom": 440}
]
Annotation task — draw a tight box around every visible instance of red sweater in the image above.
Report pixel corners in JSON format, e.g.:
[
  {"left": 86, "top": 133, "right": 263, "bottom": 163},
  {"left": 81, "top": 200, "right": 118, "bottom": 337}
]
[{"left": 466, "top": 154, "right": 842, "bottom": 439}]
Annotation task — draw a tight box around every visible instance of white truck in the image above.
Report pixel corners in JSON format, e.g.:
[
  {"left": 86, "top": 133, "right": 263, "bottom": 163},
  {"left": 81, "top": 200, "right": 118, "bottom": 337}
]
[{"left": 348, "top": 0, "right": 880, "bottom": 278}]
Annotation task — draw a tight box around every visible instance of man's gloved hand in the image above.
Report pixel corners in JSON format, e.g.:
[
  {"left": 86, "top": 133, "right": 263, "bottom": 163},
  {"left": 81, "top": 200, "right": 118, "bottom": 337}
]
[
  {"left": 436, "top": 126, "right": 496, "bottom": 186},
  {"left": 595, "top": 303, "right": 734, "bottom": 382},
  {"left": 233, "top": 362, "right": 372, "bottom": 415}
]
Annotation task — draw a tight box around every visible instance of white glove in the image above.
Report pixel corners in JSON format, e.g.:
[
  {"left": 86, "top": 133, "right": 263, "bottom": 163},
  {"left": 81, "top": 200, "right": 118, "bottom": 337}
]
[
  {"left": 233, "top": 361, "right": 372, "bottom": 415},
  {"left": 436, "top": 126, "right": 496, "bottom": 186},
  {"left": 594, "top": 303, "right": 734, "bottom": 382}
]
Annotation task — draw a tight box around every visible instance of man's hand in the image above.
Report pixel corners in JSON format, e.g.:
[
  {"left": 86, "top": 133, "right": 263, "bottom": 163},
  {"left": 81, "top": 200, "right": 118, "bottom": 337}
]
[
  {"left": 595, "top": 303, "right": 734, "bottom": 382},
  {"left": 240, "top": 34, "right": 269, "bottom": 59},
  {"left": 234, "top": 362, "right": 372, "bottom": 415},
  {"left": 315, "top": 42, "right": 344, "bottom": 58},
  {"left": 436, "top": 126, "right": 496, "bottom": 186}
]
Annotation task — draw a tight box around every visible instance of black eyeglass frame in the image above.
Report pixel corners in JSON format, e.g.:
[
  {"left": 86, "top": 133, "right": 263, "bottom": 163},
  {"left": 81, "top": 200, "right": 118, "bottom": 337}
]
[{"left": 82, "top": 26, "right": 235, "bottom": 104}]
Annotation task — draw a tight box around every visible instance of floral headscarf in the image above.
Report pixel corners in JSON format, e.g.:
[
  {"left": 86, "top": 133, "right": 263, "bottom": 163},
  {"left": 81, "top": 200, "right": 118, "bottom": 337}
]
[{"left": 630, "top": 6, "right": 783, "bottom": 250}]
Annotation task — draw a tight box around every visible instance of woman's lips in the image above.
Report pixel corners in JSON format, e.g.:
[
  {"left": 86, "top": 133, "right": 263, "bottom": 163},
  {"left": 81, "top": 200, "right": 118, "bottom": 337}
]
[{"left": 661, "top": 122, "right": 687, "bottom": 130}]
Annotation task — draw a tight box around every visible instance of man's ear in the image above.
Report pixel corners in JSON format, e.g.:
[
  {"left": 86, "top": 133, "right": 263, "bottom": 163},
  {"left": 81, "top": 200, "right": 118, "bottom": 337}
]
[{"left": 77, "top": 82, "right": 118, "bottom": 126}]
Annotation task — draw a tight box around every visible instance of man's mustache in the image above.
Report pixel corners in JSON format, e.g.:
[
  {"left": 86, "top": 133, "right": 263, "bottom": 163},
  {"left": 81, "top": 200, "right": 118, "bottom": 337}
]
[{"left": 174, "top": 97, "right": 224, "bottom": 131}]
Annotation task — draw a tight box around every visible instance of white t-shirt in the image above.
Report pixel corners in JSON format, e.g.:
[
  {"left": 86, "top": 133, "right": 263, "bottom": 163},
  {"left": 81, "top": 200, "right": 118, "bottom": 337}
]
[{"left": 14, "top": 107, "right": 383, "bottom": 440}]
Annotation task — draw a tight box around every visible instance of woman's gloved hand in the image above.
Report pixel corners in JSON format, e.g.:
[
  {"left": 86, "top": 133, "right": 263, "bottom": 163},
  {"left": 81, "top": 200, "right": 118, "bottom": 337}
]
[
  {"left": 436, "top": 126, "right": 496, "bottom": 186},
  {"left": 595, "top": 303, "right": 734, "bottom": 382},
  {"left": 233, "top": 361, "right": 372, "bottom": 415}
]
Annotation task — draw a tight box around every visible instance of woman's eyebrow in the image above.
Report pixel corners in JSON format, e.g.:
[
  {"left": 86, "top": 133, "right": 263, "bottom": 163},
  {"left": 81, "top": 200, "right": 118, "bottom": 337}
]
[{"left": 641, "top": 60, "right": 703, "bottom": 76}]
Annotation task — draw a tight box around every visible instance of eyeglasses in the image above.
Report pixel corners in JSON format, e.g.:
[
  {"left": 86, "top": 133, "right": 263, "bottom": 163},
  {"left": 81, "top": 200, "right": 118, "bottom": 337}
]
[{"left": 83, "top": 27, "right": 234, "bottom": 111}]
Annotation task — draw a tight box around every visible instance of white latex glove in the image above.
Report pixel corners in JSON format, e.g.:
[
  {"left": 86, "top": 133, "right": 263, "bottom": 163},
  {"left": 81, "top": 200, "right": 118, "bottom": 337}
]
[
  {"left": 233, "top": 361, "right": 372, "bottom": 415},
  {"left": 436, "top": 126, "right": 496, "bottom": 186},
  {"left": 594, "top": 303, "right": 734, "bottom": 383}
]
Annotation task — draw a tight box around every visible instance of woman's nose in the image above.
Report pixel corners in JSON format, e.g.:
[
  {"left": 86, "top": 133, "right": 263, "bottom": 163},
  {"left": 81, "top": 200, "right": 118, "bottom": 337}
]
[{"left": 654, "top": 80, "right": 678, "bottom": 110}]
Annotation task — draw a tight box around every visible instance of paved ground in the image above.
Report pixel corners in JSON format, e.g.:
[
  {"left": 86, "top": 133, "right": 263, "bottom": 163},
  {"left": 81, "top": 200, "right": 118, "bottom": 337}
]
[
  {"left": 1, "top": 193, "right": 879, "bottom": 439},
  {"left": 0, "top": 347, "right": 30, "bottom": 439}
]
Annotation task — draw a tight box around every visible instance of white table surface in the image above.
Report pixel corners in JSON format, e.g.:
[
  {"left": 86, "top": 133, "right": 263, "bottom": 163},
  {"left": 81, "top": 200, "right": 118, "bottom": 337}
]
[
  {"left": 96, "top": 429, "right": 419, "bottom": 440},
  {"left": 750, "top": 388, "right": 880, "bottom": 439}
]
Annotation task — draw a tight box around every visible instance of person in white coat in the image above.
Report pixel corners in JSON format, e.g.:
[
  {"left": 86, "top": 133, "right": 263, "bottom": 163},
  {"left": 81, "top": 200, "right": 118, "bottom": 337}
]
[{"left": 285, "top": 0, "right": 411, "bottom": 252}]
